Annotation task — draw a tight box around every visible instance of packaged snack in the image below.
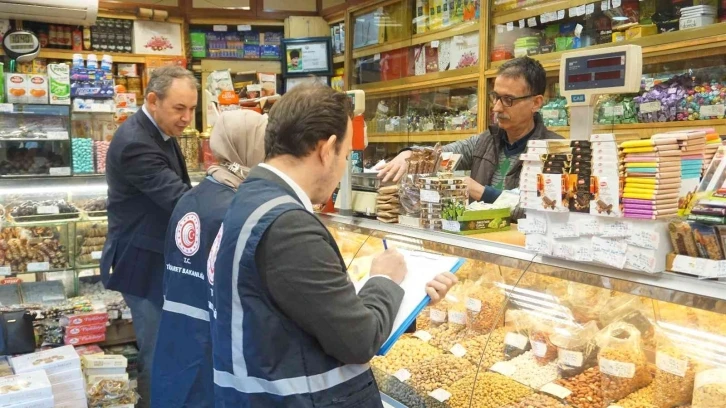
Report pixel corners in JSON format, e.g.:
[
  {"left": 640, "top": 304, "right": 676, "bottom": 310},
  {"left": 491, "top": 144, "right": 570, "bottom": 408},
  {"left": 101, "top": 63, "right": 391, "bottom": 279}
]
[
  {"left": 599, "top": 295, "right": 654, "bottom": 343},
  {"left": 551, "top": 320, "right": 600, "bottom": 378},
  {"left": 597, "top": 322, "right": 652, "bottom": 404},
  {"left": 567, "top": 282, "right": 611, "bottom": 323},
  {"left": 0, "top": 371, "right": 53, "bottom": 406},
  {"left": 10, "top": 345, "right": 81, "bottom": 376},
  {"left": 446, "top": 295, "right": 468, "bottom": 329},
  {"left": 528, "top": 313, "right": 559, "bottom": 365},
  {"left": 27, "top": 74, "right": 48, "bottom": 104},
  {"left": 652, "top": 327, "right": 696, "bottom": 408},
  {"left": 464, "top": 275, "right": 505, "bottom": 334},
  {"left": 668, "top": 220, "right": 700, "bottom": 257},
  {"left": 503, "top": 309, "right": 531, "bottom": 360},
  {"left": 692, "top": 222, "right": 724, "bottom": 260},
  {"left": 48, "top": 63, "right": 71, "bottom": 105},
  {"left": 693, "top": 367, "right": 726, "bottom": 408},
  {"left": 6, "top": 73, "right": 28, "bottom": 103}
]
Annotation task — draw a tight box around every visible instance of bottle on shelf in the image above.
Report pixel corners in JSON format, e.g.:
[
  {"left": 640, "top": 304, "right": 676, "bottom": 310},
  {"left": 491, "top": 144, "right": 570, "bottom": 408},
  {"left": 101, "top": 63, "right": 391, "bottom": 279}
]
[
  {"left": 83, "top": 26, "right": 92, "bottom": 51},
  {"left": 72, "top": 28, "right": 83, "bottom": 51},
  {"left": 64, "top": 26, "right": 72, "bottom": 50},
  {"left": 49, "top": 25, "right": 58, "bottom": 48}
]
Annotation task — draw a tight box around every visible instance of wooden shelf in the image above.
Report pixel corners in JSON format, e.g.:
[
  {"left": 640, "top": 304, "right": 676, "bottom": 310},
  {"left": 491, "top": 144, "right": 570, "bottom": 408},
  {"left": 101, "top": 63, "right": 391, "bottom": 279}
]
[
  {"left": 485, "top": 22, "right": 726, "bottom": 77},
  {"left": 188, "top": 18, "right": 284, "bottom": 26},
  {"left": 548, "top": 119, "right": 726, "bottom": 139},
  {"left": 352, "top": 21, "right": 480, "bottom": 60},
  {"left": 352, "top": 66, "right": 479, "bottom": 95},
  {"left": 0, "top": 48, "right": 165, "bottom": 64},
  {"left": 333, "top": 54, "right": 345, "bottom": 64},
  {"left": 492, "top": 0, "right": 593, "bottom": 25},
  {"left": 368, "top": 130, "right": 475, "bottom": 143}
]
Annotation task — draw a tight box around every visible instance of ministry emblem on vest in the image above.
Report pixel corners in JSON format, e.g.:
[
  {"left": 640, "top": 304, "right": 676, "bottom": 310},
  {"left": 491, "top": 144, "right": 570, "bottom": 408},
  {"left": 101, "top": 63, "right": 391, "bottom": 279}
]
[
  {"left": 208, "top": 225, "right": 223, "bottom": 285},
  {"left": 175, "top": 212, "right": 201, "bottom": 257}
]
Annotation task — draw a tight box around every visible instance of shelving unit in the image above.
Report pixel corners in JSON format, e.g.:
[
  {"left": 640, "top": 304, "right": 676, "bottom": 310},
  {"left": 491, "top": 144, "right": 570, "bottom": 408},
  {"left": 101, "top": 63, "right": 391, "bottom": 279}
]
[
  {"left": 0, "top": 48, "right": 149, "bottom": 64},
  {"left": 368, "top": 129, "right": 475, "bottom": 143}
]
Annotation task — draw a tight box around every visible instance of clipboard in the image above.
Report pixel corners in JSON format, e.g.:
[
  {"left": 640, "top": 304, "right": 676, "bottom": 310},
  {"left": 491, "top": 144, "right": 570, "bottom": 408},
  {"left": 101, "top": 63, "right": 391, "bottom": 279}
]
[{"left": 354, "top": 248, "right": 465, "bottom": 356}]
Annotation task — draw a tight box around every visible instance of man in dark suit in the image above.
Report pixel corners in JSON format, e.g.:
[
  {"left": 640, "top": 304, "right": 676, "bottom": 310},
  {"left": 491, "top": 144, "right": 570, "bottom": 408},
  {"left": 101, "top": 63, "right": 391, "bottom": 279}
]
[
  {"left": 210, "top": 84, "right": 458, "bottom": 406},
  {"left": 101, "top": 65, "right": 197, "bottom": 408}
]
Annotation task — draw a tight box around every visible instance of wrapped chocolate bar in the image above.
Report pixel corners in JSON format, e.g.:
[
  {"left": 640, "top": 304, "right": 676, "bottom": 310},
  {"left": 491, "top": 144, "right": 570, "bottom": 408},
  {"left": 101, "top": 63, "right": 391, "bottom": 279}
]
[
  {"left": 540, "top": 97, "right": 569, "bottom": 127},
  {"left": 636, "top": 74, "right": 690, "bottom": 123}
]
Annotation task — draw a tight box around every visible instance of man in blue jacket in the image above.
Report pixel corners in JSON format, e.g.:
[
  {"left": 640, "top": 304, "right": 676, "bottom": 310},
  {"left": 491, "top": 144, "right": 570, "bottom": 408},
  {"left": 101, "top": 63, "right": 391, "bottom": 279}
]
[{"left": 101, "top": 65, "right": 197, "bottom": 408}]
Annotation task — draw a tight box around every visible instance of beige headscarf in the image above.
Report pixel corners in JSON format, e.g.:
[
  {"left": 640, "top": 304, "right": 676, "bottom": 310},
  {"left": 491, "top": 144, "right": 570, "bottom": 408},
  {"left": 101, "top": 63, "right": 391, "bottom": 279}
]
[{"left": 207, "top": 109, "right": 267, "bottom": 189}]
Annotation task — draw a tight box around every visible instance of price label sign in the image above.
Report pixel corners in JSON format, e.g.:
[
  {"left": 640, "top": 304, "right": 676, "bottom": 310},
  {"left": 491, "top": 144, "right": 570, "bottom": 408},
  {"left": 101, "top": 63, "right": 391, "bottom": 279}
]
[
  {"left": 450, "top": 343, "right": 467, "bottom": 358},
  {"left": 490, "top": 361, "right": 516, "bottom": 377},
  {"left": 504, "top": 332, "right": 528, "bottom": 350},
  {"left": 420, "top": 189, "right": 441, "bottom": 203},
  {"left": 413, "top": 330, "right": 433, "bottom": 342},
  {"left": 0, "top": 266, "right": 11, "bottom": 276},
  {"left": 428, "top": 388, "right": 452, "bottom": 402},
  {"left": 91, "top": 251, "right": 103, "bottom": 260},
  {"left": 656, "top": 352, "right": 688, "bottom": 377},
  {"left": 540, "top": 383, "right": 572, "bottom": 399},
  {"left": 465, "top": 297, "right": 482, "bottom": 312},
  {"left": 27, "top": 262, "right": 50, "bottom": 272},
  {"left": 393, "top": 369, "right": 411, "bottom": 382}
]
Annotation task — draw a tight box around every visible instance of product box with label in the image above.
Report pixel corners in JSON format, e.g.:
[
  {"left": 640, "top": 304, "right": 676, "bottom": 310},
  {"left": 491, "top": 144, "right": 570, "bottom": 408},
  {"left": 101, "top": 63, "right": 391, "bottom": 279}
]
[
  {"left": 441, "top": 207, "right": 512, "bottom": 235},
  {"left": 260, "top": 44, "right": 280, "bottom": 59},
  {"left": 53, "top": 397, "right": 87, "bottom": 408},
  {"left": 10, "top": 345, "right": 81, "bottom": 376},
  {"left": 74, "top": 345, "right": 104, "bottom": 356},
  {"left": 6, "top": 73, "right": 28, "bottom": 103},
  {"left": 47, "top": 367, "right": 84, "bottom": 385},
  {"left": 86, "top": 373, "right": 129, "bottom": 385},
  {"left": 50, "top": 377, "right": 86, "bottom": 396},
  {"left": 66, "top": 322, "right": 107, "bottom": 337},
  {"left": 84, "top": 366, "right": 127, "bottom": 376},
  {"left": 81, "top": 354, "right": 128, "bottom": 369},
  {"left": 2, "top": 396, "right": 55, "bottom": 408},
  {"left": 60, "top": 312, "right": 109, "bottom": 327},
  {"left": 53, "top": 386, "right": 87, "bottom": 404},
  {"left": 0, "top": 371, "right": 53, "bottom": 406},
  {"left": 48, "top": 64, "right": 71, "bottom": 105},
  {"left": 27, "top": 74, "right": 48, "bottom": 104},
  {"left": 64, "top": 332, "right": 106, "bottom": 346}
]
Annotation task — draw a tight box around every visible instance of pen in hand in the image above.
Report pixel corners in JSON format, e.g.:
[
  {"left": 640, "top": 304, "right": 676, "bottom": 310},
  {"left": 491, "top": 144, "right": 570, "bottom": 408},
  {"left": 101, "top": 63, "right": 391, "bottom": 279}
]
[{"left": 383, "top": 239, "right": 388, "bottom": 250}]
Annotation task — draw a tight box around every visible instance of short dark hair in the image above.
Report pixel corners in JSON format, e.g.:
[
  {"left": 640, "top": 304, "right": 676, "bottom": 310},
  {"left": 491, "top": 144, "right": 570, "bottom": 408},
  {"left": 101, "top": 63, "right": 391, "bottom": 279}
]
[
  {"left": 497, "top": 56, "right": 546, "bottom": 96},
  {"left": 290, "top": 50, "right": 300, "bottom": 59},
  {"left": 145, "top": 65, "right": 198, "bottom": 100},
  {"left": 265, "top": 84, "right": 352, "bottom": 159}
]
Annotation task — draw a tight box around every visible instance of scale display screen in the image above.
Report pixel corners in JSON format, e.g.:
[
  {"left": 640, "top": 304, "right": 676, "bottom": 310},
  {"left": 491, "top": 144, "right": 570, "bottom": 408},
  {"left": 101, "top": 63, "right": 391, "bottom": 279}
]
[
  {"left": 564, "top": 51, "right": 627, "bottom": 91},
  {"left": 10, "top": 34, "right": 32, "bottom": 44}
]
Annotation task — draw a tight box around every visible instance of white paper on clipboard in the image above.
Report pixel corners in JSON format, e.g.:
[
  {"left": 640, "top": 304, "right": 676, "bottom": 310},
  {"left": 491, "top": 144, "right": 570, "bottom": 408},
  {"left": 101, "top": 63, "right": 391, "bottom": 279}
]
[{"left": 354, "top": 248, "right": 464, "bottom": 354}]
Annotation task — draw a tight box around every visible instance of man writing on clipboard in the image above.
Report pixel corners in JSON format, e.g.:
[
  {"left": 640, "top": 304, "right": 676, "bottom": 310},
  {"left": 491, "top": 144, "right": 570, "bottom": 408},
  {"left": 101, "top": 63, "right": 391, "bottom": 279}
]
[{"left": 210, "top": 84, "right": 457, "bottom": 407}]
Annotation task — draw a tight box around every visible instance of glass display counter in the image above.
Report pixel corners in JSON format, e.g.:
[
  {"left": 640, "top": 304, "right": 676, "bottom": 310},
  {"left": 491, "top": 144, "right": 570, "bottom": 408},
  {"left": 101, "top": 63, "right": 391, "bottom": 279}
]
[{"left": 323, "top": 214, "right": 726, "bottom": 408}]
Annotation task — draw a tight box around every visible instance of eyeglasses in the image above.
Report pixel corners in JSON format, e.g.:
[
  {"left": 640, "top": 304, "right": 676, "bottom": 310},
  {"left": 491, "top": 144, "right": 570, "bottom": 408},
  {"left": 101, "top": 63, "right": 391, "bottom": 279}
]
[{"left": 488, "top": 92, "right": 534, "bottom": 107}]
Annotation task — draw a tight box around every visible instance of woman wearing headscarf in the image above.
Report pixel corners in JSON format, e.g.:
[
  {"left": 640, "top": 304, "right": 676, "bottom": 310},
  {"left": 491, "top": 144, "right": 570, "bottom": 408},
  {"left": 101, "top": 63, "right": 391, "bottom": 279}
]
[{"left": 151, "top": 110, "right": 267, "bottom": 407}]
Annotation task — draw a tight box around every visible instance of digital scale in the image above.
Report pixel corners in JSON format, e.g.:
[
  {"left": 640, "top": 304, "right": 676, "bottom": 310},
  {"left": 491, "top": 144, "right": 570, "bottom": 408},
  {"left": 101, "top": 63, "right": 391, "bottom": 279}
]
[
  {"left": 559, "top": 44, "right": 642, "bottom": 140},
  {"left": 2, "top": 30, "right": 41, "bottom": 72}
]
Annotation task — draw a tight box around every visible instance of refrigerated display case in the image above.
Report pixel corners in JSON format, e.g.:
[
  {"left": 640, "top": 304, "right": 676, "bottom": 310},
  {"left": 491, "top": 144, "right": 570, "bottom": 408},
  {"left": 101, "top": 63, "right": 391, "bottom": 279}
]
[{"left": 323, "top": 214, "right": 726, "bottom": 408}]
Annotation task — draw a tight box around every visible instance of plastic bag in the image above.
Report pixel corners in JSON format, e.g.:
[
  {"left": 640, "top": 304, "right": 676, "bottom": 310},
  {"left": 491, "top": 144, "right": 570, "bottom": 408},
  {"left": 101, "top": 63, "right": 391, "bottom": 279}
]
[
  {"left": 652, "top": 327, "right": 696, "bottom": 408},
  {"left": 503, "top": 309, "right": 531, "bottom": 360},
  {"left": 567, "top": 282, "right": 610, "bottom": 323},
  {"left": 597, "top": 322, "right": 652, "bottom": 404},
  {"left": 464, "top": 276, "right": 505, "bottom": 334},
  {"left": 428, "top": 299, "right": 448, "bottom": 329},
  {"left": 528, "top": 312, "right": 559, "bottom": 366},
  {"left": 446, "top": 295, "right": 468, "bottom": 330},
  {"left": 550, "top": 320, "right": 600, "bottom": 378},
  {"left": 693, "top": 366, "right": 726, "bottom": 408},
  {"left": 599, "top": 295, "right": 654, "bottom": 344},
  {"left": 398, "top": 145, "right": 443, "bottom": 216}
]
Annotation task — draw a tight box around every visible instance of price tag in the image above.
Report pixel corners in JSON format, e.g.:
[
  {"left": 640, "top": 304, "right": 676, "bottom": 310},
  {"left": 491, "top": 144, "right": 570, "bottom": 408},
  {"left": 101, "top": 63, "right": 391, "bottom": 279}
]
[
  {"left": 569, "top": 7, "right": 577, "bottom": 17},
  {"left": 27, "top": 262, "right": 50, "bottom": 272},
  {"left": 603, "top": 106, "right": 614, "bottom": 117},
  {"left": 559, "top": 349, "right": 584, "bottom": 367},
  {"left": 121, "top": 308, "right": 132, "bottom": 320},
  {"left": 602, "top": 0, "right": 610, "bottom": 10},
  {"left": 639, "top": 101, "right": 662, "bottom": 114},
  {"left": 46, "top": 131, "right": 69, "bottom": 140},
  {"left": 448, "top": 310, "right": 466, "bottom": 325},
  {"left": 237, "top": 24, "right": 252, "bottom": 31},
  {"left": 393, "top": 368, "right": 411, "bottom": 382},
  {"left": 497, "top": 25, "right": 505, "bottom": 33},
  {"left": 506, "top": 22, "right": 514, "bottom": 31},
  {"left": 37, "top": 206, "right": 60, "bottom": 215},
  {"left": 531, "top": 341, "right": 547, "bottom": 358},
  {"left": 613, "top": 105, "right": 624, "bottom": 116},
  {"left": 420, "top": 189, "right": 441, "bottom": 203},
  {"left": 450, "top": 343, "right": 467, "bottom": 358},
  {"left": 413, "top": 330, "right": 433, "bottom": 342},
  {"left": 625, "top": 246, "right": 657, "bottom": 273},
  {"left": 542, "top": 110, "right": 561, "bottom": 120},
  {"left": 612, "top": 0, "right": 621, "bottom": 7},
  {"left": 213, "top": 25, "right": 228, "bottom": 32},
  {"left": 540, "top": 13, "right": 549, "bottom": 23},
  {"left": 519, "top": 214, "right": 547, "bottom": 234},
  {"left": 453, "top": 35, "right": 465, "bottom": 44},
  {"left": 490, "top": 361, "right": 516, "bottom": 377},
  {"left": 540, "top": 383, "right": 572, "bottom": 399},
  {"left": 586, "top": 3, "right": 595, "bottom": 14},
  {"left": 384, "top": 124, "right": 394, "bottom": 132},
  {"left": 600, "top": 358, "right": 635, "bottom": 378},
  {"left": 91, "top": 251, "right": 103, "bottom": 260},
  {"left": 504, "top": 332, "right": 528, "bottom": 350},
  {"left": 0, "top": 266, "right": 11, "bottom": 276},
  {"left": 431, "top": 40, "right": 439, "bottom": 48},
  {"left": 580, "top": 218, "right": 600, "bottom": 235},
  {"left": 49, "top": 167, "right": 71, "bottom": 176},
  {"left": 465, "top": 297, "right": 482, "bottom": 312},
  {"left": 428, "top": 388, "right": 452, "bottom": 402},
  {"left": 591, "top": 237, "right": 628, "bottom": 269},
  {"left": 525, "top": 234, "right": 552, "bottom": 255},
  {"left": 441, "top": 220, "right": 460, "bottom": 232},
  {"left": 527, "top": 17, "right": 537, "bottom": 27},
  {"left": 519, "top": 19, "right": 525, "bottom": 28},
  {"left": 0, "top": 103, "right": 13, "bottom": 113},
  {"left": 552, "top": 222, "right": 579, "bottom": 239},
  {"left": 91, "top": 104, "right": 112, "bottom": 113},
  {"left": 576, "top": 5, "right": 586, "bottom": 15},
  {"left": 656, "top": 352, "right": 688, "bottom": 377},
  {"left": 430, "top": 309, "right": 446, "bottom": 323},
  {"left": 700, "top": 104, "right": 725, "bottom": 117},
  {"left": 695, "top": 369, "right": 726, "bottom": 389},
  {"left": 600, "top": 221, "right": 630, "bottom": 238}
]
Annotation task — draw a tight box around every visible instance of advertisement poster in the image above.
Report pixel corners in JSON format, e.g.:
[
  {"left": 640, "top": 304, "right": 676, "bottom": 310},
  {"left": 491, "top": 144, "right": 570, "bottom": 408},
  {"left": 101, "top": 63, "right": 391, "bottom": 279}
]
[{"left": 286, "top": 42, "right": 329, "bottom": 74}]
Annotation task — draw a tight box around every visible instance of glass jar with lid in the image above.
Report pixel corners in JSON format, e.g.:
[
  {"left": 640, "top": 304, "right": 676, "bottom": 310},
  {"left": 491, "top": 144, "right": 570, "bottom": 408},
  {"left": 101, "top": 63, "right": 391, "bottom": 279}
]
[
  {"left": 179, "top": 126, "right": 200, "bottom": 172},
  {"left": 199, "top": 125, "right": 216, "bottom": 171}
]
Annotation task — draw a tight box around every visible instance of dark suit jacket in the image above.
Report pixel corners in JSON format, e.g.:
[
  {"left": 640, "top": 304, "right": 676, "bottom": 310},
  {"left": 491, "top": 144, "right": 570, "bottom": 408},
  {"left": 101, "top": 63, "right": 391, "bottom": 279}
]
[
  {"left": 101, "top": 109, "right": 191, "bottom": 305},
  {"left": 249, "top": 166, "right": 405, "bottom": 364}
]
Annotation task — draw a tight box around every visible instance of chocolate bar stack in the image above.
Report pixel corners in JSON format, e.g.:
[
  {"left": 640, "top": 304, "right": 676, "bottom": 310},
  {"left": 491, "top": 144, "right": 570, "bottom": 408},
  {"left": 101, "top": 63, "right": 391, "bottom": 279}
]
[
  {"left": 590, "top": 133, "right": 630, "bottom": 217},
  {"left": 568, "top": 141, "right": 593, "bottom": 213},
  {"left": 520, "top": 140, "right": 571, "bottom": 211},
  {"left": 418, "top": 176, "right": 467, "bottom": 230},
  {"left": 664, "top": 130, "right": 706, "bottom": 212},
  {"left": 703, "top": 128, "right": 722, "bottom": 174},
  {"left": 620, "top": 136, "right": 681, "bottom": 219}
]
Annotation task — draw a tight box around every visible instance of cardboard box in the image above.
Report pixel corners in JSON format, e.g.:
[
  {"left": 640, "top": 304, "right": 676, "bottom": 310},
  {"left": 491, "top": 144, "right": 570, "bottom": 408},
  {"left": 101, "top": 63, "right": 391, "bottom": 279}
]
[
  {"left": 116, "top": 63, "right": 138, "bottom": 77},
  {"left": 60, "top": 312, "right": 108, "bottom": 327},
  {"left": 48, "top": 64, "right": 70, "bottom": 105},
  {"left": 84, "top": 366, "right": 127, "bottom": 376},
  {"left": 64, "top": 332, "right": 106, "bottom": 346},
  {"left": 50, "top": 377, "right": 85, "bottom": 395},
  {"left": 626, "top": 24, "right": 658, "bottom": 40},
  {"left": 53, "top": 398, "right": 87, "bottom": 408},
  {"left": 0, "top": 371, "right": 53, "bottom": 406},
  {"left": 6, "top": 73, "right": 27, "bottom": 103},
  {"left": 73, "top": 345, "right": 104, "bottom": 356},
  {"left": 114, "top": 93, "right": 137, "bottom": 108},
  {"left": 0, "top": 396, "right": 54, "bottom": 408},
  {"left": 10, "top": 346, "right": 81, "bottom": 376},
  {"left": 81, "top": 354, "right": 127, "bottom": 369},
  {"left": 53, "top": 387, "right": 86, "bottom": 404},
  {"left": 27, "top": 74, "right": 51, "bottom": 104},
  {"left": 47, "top": 367, "right": 84, "bottom": 385},
  {"left": 86, "top": 373, "right": 128, "bottom": 384}
]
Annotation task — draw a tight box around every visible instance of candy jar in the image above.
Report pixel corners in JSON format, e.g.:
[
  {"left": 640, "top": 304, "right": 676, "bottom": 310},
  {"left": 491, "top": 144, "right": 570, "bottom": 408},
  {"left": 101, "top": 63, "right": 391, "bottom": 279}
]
[
  {"left": 199, "top": 126, "right": 216, "bottom": 171},
  {"left": 179, "top": 126, "right": 200, "bottom": 172}
]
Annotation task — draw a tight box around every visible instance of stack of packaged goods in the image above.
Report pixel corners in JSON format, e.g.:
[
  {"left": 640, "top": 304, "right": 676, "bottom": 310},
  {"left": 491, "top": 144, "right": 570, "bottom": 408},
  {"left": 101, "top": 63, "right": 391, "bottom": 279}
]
[
  {"left": 703, "top": 128, "right": 722, "bottom": 173},
  {"left": 377, "top": 184, "right": 400, "bottom": 224},
  {"left": 519, "top": 140, "right": 570, "bottom": 211},
  {"left": 620, "top": 137, "right": 681, "bottom": 219},
  {"left": 0, "top": 371, "right": 54, "bottom": 408},
  {"left": 82, "top": 354, "right": 139, "bottom": 407},
  {"left": 660, "top": 130, "right": 706, "bottom": 213},
  {"left": 82, "top": 354, "right": 128, "bottom": 386},
  {"left": 590, "top": 133, "right": 641, "bottom": 217},
  {"left": 418, "top": 176, "right": 468, "bottom": 231},
  {"left": 103, "top": 344, "right": 139, "bottom": 384},
  {"left": 60, "top": 311, "right": 109, "bottom": 346},
  {"left": 10, "top": 345, "right": 87, "bottom": 408},
  {"left": 568, "top": 141, "right": 593, "bottom": 213}
]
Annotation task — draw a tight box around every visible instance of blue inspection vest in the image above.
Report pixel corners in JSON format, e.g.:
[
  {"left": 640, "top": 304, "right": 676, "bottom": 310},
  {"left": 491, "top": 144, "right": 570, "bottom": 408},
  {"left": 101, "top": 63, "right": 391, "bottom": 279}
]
[
  {"left": 210, "top": 176, "right": 381, "bottom": 407},
  {"left": 151, "top": 177, "right": 235, "bottom": 408}
]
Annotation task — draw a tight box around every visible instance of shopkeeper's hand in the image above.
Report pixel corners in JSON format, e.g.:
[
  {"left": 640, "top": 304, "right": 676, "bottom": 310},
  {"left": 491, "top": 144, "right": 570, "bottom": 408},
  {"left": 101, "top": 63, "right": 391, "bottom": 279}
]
[
  {"left": 376, "top": 150, "right": 413, "bottom": 183},
  {"left": 426, "top": 272, "right": 459, "bottom": 305},
  {"left": 464, "top": 177, "right": 484, "bottom": 202}
]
